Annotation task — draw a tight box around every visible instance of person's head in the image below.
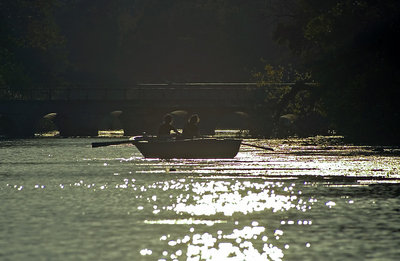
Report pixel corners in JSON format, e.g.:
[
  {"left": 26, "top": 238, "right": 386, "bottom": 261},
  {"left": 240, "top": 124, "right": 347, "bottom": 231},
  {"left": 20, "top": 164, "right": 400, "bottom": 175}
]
[
  {"left": 164, "top": 114, "right": 173, "bottom": 124},
  {"left": 189, "top": 114, "right": 199, "bottom": 124}
]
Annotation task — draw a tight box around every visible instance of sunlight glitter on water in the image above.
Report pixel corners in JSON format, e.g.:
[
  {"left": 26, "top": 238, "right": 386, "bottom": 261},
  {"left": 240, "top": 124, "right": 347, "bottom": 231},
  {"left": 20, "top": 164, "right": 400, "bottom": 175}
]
[
  {"left": 1, "top": 137, "right": 400, "bottom": 260},
  {"left": 173, "top": 180, "right": 301, "bottom": 216},
  {"left": 150, "top": 228, "right": 286, "bottom": 261},
  {"left": 129, "top": 178, "right": 316, "bottom": 260}
]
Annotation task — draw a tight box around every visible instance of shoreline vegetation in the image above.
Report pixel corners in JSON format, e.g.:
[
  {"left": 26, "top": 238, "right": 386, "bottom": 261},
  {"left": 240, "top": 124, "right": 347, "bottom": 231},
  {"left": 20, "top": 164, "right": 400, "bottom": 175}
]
[{"left": 1, "top": 1, "right": 399, "bottom": 145}]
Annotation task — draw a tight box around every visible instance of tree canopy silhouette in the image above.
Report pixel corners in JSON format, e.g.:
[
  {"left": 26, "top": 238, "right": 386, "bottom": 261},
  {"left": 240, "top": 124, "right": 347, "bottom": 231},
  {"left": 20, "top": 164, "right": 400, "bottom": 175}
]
[
  {"left": 273, "top": 0, "right": 400, "bottom": 144},
  {"left": 0, "top": 0, "right": 65, "bottom": 96},
  {"left": 2, "top": 0, "right": 399, "bottom": 143}
]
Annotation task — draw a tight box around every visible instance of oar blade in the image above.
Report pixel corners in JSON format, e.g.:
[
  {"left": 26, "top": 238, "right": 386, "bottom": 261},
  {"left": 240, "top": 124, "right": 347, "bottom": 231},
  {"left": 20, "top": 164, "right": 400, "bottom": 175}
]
[{"left": 241, "top": 142, "right": 274, "bottom": 151}]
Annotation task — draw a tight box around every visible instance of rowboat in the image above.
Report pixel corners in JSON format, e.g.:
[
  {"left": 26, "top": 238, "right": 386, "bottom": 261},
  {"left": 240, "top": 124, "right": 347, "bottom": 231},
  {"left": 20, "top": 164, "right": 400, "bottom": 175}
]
[
  {"left": 133, "top": 137, "right": 242, "bottom": 159},
  {"left": 91, "top": 136, "right": 273, "bottom": 158}
]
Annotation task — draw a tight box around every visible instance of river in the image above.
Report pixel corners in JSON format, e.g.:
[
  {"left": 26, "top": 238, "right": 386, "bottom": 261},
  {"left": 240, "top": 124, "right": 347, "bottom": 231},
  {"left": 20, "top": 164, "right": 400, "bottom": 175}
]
[{"left": 1, "top": 136, "right": 399, "bottom": 260}]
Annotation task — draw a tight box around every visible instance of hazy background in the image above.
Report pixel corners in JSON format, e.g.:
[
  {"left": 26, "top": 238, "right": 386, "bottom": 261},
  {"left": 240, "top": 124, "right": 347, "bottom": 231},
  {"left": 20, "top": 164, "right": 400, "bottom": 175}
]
[{"left": 1, "top": 0, "right": 400, "bottom": 143}]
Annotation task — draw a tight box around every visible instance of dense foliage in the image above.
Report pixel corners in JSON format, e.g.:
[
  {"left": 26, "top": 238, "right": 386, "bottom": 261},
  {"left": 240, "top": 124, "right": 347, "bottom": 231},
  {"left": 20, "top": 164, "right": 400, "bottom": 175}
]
[
  {"left": 252, "top": 64, "right": 324, "bottom": 137},
  {"left": 1, "top": 0, "right": 288, "bottom": 89},
  {"left": 57, "top": 0, "right": 291, "bottom": 83},
  {"left": 0, "top": 0, "right": 65, "bottom": 95},
  {"left": 273, "top": 0, "right": 400, "bottom": 143},
  {"left": 1, "top": 0, "right": 399, "bottom": 143}
]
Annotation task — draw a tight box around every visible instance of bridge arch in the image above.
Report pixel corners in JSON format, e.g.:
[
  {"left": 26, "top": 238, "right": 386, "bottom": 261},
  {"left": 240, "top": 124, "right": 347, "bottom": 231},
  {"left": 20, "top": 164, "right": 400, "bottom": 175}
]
[
  {"left": 215, "top": 111, "right": 251, "bottom": 130},
  {"left": 99, "top": 110, "right": 124, "bottom": 131},
  {"left": 35, "top": 112, "right": 59, "bottom": 135},
  {"left": 0, "top": 111, "right": 55, "bottom": 137}
]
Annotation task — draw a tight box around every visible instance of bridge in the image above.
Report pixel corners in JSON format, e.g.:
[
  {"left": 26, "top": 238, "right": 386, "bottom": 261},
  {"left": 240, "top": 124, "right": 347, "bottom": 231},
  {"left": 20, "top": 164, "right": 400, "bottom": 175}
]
[{"left": 0, "top": 83, "right": 287, "bottom": 137}]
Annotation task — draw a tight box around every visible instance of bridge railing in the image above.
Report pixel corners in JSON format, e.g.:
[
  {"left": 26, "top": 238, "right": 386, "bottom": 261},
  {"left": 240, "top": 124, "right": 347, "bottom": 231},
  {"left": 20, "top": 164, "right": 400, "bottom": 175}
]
[{"left": 0, "top": 82, "right": 298, "bottom": 102}]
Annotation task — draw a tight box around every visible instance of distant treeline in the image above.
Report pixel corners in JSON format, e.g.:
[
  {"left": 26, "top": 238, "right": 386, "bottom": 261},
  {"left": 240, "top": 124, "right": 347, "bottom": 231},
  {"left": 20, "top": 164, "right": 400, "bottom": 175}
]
[
  {"left": 1, "top": 0, "right": 399, "bottom": 143},
  {"left": 0, "top": 0, "right": 289, "bottom": 88}
]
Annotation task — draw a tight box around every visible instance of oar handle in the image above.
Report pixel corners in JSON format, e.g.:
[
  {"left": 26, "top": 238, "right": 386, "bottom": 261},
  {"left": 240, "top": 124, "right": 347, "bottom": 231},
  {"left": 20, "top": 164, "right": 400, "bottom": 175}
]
[{"left": 91, "top": 140, "right": 134, "bottom": 148}]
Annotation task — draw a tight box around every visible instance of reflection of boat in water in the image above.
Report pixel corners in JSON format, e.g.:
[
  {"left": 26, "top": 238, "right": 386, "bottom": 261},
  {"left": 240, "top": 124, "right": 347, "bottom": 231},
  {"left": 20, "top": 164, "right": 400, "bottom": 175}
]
[{"left": 133, "top": 136, "right": 242, "bottom": 159}]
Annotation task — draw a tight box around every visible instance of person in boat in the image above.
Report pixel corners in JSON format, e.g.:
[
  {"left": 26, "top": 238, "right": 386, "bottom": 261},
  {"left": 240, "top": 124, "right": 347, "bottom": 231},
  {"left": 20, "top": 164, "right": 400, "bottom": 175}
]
[
  {"left": 183, "top": 114, "right": 200, "bottom": 139},
  {"left": 158, "top": 114, "right": 180, "bottom": 137}
]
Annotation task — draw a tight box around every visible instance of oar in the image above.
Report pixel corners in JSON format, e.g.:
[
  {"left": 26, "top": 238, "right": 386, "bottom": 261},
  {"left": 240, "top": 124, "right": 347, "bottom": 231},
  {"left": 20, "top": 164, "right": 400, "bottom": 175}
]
[
  {"left": 242, "top": 142, "right": 274, "bottom": 151},
  {"left": 91, "top": 140, "right": 134, "bottom": 148}
]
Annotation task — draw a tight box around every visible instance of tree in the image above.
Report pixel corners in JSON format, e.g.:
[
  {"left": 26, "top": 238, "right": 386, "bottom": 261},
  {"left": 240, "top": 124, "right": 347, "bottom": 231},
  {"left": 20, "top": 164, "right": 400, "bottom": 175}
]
[
  {"left": 252, "top": 64, "right": 325, "bottom": 137},
  {"left": 273, "top": 0, "right": 400, "bottom": 144},
  {"left": 55, "top": 0, "right": 289, "bottom": 84},
  {"left": 0, "top": 0, "right": 66, "bottom": 97}
]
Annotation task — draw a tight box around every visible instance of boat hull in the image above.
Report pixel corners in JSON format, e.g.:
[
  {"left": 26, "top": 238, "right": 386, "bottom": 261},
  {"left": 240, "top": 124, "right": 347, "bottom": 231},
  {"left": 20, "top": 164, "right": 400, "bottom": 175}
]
[{"left": 134, "top": 138, "right": 241, "bottom": 159}]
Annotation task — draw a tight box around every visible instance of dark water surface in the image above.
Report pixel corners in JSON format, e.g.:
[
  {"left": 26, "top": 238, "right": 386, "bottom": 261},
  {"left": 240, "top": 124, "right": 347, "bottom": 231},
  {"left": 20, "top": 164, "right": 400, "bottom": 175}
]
[{"left": 1, "top": 137, "right": 399, "bottom": 260}]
